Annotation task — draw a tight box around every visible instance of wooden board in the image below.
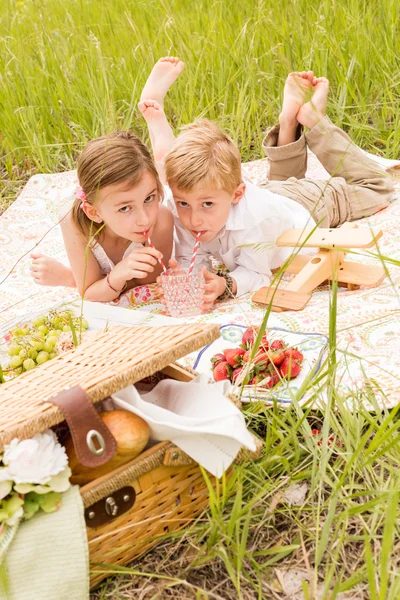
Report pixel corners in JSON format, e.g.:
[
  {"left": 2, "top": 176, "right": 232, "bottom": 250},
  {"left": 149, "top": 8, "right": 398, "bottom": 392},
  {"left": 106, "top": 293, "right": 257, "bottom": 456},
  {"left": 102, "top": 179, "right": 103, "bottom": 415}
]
[
  {"left": 277, "top": 227, "right": 382, "bottom": 249},
  {"left": 276, "top": 256, "right": 386, "bottom": 287},
  {"left": 252, "top": 287, "right": 311, "bottom": 311}
]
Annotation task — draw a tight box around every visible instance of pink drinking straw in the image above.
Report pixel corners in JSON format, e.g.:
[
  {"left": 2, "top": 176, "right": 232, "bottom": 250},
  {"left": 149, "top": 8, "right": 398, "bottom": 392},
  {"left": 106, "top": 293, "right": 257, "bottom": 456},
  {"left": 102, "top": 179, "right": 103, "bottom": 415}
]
[
  {"left": 186, "top": 232, "right": 203, "bottom": 280},
  {"left": 144, "top": 232, "right": 167, "bottom": 273}
]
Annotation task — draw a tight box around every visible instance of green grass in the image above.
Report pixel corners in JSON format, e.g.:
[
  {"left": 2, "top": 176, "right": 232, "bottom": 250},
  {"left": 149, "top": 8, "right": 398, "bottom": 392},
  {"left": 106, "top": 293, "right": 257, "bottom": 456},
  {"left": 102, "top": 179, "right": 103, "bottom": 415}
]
[
  {"left": 1, "top": 0, "right": 400, "bottom": 598},
  {"left": 1, "top": 0, "right": 400, "bottom": 212}
]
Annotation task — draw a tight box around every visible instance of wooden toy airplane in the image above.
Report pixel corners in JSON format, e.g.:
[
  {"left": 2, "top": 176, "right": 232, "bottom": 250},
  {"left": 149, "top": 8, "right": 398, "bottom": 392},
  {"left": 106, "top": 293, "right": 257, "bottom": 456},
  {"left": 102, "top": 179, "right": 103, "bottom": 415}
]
[{"left": 252, "top": 222, "right": 386, "bottom": 312}]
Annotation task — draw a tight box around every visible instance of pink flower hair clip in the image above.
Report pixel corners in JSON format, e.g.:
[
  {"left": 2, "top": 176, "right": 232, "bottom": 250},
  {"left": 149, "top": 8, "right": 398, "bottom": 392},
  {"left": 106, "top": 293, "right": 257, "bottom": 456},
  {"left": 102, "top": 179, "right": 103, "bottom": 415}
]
[{"left": 75, "top": 187, "right": 88, "bottom": 210}]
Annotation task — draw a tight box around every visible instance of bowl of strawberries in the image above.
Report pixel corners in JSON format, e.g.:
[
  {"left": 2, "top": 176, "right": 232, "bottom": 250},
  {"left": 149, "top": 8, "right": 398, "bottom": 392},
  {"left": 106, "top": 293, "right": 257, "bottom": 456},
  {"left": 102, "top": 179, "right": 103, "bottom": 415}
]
[{"left": 193, "top": 324, "right": 327, "bottom": 403}]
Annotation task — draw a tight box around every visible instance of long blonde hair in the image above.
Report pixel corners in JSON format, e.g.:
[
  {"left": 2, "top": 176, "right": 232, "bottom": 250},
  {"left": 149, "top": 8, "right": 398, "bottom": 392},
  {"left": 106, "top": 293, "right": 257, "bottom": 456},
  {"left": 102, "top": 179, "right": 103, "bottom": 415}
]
[{"left": 71, "top": 131, "right": 163, "bottom": 241}]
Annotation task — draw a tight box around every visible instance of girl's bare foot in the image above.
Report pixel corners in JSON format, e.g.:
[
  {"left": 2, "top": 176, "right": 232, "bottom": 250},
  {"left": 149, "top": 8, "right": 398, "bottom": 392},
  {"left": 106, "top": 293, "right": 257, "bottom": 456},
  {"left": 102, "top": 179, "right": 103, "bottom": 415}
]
[
  {"left": 297, "top": 77, "right": 329, "bottom": 129},
  {"left": 138, "top": 99, "right": 175, "bottom": 163},
  {"left": 30, "top": 252, "right": 76, "bottom": 287},
  {"left": 140, "top": 56, "right": 184, "bottom": 107}
]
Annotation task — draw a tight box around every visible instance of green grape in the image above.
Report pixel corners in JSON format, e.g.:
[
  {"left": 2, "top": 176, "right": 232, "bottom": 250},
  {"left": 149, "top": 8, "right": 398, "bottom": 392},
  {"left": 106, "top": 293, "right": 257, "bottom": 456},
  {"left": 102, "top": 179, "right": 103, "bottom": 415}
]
[
  {"left": 12, "top": 327, "right": 25, "bottom": 336},
  {"left": 37, "top": 325, "right": 49, "bottom": 335},
  {"left": 52, "top": 317, "right": 61, "bottom": 327},
  {"left": 31, "top": 340, "right": 44, "bottom": 351},
  {"left": 36, "top": 351, "right": 49, "bottom": 365},
  {"left": 32, "top": 316, "right": 46, "bottom": 327},
  {"left": 48, "top": 329, "right": 59, "bottom": 337},
  {"left": 49, "top": 352, "right": 57, "bottom": 360},
  {"left": 46, "top": 336, "right": 58, "bottom": 348},
  {"left": 10, "top": 356, "right": 23, "bottom": 369},
  {"left": 19, "top": 348, "right": 27, "bottom": 359},
  {"left": 23, "top": 358, "right": 36, "bottom": 371},
  {"left": 7, "top": 344, "right": 22, "bottom": 357},
  {"left": 21, "top": 327, "right": 30, "bottom": 335},
  {"left": 28, "top": 349, "right": 38, "bottom": 360},
  {"left": 62, "top": 325, "right": 71, "bottom": 332},
  {"left": 43, "top": 340, "right": 54, "bottom": 353}
]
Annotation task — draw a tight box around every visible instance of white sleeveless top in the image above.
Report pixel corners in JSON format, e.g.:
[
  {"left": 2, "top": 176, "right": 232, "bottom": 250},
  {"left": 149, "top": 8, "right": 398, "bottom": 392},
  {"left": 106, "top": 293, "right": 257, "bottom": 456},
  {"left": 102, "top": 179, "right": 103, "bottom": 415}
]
[{"left": 90, "top": 241, "right": 143, "bottom": 274}]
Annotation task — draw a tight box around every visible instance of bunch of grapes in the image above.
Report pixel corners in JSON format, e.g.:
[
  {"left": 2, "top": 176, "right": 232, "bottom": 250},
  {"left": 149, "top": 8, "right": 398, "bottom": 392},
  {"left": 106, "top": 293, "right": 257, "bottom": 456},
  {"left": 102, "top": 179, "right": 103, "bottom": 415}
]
[{"left": 1, "top": 309, "right": 88, "bottom": 382}]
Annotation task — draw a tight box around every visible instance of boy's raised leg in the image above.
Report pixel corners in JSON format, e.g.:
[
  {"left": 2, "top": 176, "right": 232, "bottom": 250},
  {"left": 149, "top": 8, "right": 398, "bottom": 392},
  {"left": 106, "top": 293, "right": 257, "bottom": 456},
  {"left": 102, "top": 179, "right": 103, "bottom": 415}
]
[
  {"left": 263, "top": 72, "right": 313, "bottom": 181},
  {"left": 278, "top": 71, "right": 314, "bottom": 146},
  {"left": 297, "top": 76, "right": 329, "bottom": 129}
]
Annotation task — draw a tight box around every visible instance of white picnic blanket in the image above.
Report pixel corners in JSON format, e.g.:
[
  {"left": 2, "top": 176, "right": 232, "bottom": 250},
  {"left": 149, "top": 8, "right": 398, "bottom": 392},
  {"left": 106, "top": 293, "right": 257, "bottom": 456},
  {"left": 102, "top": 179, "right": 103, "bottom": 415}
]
[{"left": 1, "top": 152, "right": 400, "bottom": 407}]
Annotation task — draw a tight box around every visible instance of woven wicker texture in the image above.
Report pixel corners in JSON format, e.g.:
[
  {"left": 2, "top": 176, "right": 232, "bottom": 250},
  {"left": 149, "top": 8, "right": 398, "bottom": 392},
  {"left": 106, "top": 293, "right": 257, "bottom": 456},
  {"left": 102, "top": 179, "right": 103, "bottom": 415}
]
[
  {"left": 0, "top": 323, "right": 220, "bottom": 450},
  {"left": 81, "top": 441, "right": 175, "bottom": 507},
  {"left": 88, "top": 461, "right": 213, "bottom": 588}
]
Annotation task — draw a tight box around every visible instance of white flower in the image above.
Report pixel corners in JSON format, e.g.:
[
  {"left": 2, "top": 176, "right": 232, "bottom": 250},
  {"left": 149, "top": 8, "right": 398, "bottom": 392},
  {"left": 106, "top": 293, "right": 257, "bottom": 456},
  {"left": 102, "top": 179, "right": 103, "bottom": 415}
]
[
  {"left": 0, "top": 481, "right": 12, "bottom": 500},
  {"left": 14, "top": 466, "right": 71, "bottom": 495},
  {"left": 3, "top": 430, "right": 68, "bottom": 485}
]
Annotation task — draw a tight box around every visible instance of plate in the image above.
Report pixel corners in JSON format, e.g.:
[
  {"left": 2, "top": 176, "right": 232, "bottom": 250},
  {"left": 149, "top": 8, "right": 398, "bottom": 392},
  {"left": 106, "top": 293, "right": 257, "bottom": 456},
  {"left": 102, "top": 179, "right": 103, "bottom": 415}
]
[{"left": 193, "top": 324, "right": 328, "bottom": 404}]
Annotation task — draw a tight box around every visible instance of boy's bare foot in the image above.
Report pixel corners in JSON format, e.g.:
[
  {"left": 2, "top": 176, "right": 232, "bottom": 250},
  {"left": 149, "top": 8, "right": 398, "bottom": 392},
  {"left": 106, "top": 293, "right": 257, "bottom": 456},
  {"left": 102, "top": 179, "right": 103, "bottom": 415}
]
[
  {"left": 30, "top": 252, "right": 76, "bottom": 287},
  {"left": 279, "top": 71, "right": 314, "bottom": 125},
  {"left": 140, "top": 57, "right": 184, "bottom": 107},
  {"left": 297, "top": 77, "right": 329, "bottom": 129}
]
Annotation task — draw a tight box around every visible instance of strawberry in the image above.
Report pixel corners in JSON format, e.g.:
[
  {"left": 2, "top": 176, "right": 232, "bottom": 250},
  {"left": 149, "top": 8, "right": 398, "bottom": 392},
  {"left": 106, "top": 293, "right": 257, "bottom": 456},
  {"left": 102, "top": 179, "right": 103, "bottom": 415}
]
[
  {"left": 224, "top": 347, "right": 245, "bottom": 368},
  {"left": 243, "top": 350, "right": 251, "bottom": 363},
  {"left": 279, "top": 357, "right": 302, "bottom": 379},
  {"left": 232, "top": 366, "right": 244, "bottom": 383},
  {"left": 254, "top": 351, "right": 270, "bottom": 367},
  {"left": 241, "top": 326, "right": 259, "bottom": 348},
  {"left": 270, "top": 339, "right": 286, "bottom": 350},
  {"left": 268, "top": 349, "right": 286, "bottom": 365},
  {"left": 263, "top": 373, "right": 281, "bottom": 388},
  {"left": 213, "top": 362, "right": 231, "bottom": 382},
  {"left": 251, "top": 373, "right": 280, "bottom": 388},
  {"left": 284, "top": 347, "right": 304, "bottom": 364},
  {"left": 260, "top": 334, "right": 269, "bottom": 351},
  {"left": 251, "top": 374, "right": 266, "bottom": 385},
  {"left": 211, "top": 353, "right": 226, "bottom": 367}
]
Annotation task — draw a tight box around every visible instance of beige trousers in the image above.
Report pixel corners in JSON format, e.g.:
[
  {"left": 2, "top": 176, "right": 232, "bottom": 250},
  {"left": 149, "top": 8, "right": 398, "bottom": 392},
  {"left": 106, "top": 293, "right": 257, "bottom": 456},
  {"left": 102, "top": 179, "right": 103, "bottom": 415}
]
[{"left": 262, "top": 116, "right": 394, "bottom": 227}]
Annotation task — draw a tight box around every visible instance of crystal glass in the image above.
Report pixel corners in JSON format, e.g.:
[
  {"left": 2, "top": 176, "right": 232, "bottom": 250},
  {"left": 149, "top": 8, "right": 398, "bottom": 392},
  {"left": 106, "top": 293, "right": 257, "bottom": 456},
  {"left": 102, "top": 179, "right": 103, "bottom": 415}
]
[{"left": 161, "top": 270, "right": 204, "bottom": 318}]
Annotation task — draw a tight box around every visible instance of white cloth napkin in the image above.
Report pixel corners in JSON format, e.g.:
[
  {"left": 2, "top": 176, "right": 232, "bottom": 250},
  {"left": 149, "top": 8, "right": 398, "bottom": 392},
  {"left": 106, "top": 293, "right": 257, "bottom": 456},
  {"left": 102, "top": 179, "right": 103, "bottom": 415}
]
[{"left": 111, "top": 375, "right": 256, "bottom": 477}]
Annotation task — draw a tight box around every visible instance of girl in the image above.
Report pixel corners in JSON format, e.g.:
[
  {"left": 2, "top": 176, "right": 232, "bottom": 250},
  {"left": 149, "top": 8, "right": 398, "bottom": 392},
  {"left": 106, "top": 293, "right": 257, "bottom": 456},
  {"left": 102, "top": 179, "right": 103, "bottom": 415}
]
[
  {"left": 30, "top": 56, "right": 186, "bottom": 301},
  {"left": 31, "top": 131, "right": 174, "bottom": 301}
]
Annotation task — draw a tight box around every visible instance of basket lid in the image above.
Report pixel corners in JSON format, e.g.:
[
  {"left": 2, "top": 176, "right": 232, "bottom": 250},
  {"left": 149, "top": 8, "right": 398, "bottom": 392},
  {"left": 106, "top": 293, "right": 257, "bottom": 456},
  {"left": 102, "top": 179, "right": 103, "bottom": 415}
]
[{"left": 0, "top": 323, "right": 220, "bottom": 450}]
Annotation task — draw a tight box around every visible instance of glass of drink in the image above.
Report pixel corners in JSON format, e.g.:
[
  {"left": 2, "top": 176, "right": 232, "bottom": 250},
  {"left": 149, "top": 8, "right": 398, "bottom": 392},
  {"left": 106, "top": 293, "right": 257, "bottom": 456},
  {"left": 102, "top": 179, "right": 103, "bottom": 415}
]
[{"left": 160, "top": 270, "right": 204, "bottom": 318}]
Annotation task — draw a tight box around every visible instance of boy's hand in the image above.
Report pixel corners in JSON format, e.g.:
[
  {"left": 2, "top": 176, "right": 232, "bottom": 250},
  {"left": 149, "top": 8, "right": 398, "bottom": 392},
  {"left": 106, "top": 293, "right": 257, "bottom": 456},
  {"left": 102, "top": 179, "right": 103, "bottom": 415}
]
[
  {"left": 201, "top": 268, "right": 227, "bottom": 312},
  {"left": 109, "top": 246, "right": 162, "bottom": 289}
]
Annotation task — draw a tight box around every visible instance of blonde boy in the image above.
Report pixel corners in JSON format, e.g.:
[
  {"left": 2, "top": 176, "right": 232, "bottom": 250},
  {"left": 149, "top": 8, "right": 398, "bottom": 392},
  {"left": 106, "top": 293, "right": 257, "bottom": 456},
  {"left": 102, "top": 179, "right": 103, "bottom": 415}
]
[{"left": 139, "top": 60, "right": 394, "bottom": 310}]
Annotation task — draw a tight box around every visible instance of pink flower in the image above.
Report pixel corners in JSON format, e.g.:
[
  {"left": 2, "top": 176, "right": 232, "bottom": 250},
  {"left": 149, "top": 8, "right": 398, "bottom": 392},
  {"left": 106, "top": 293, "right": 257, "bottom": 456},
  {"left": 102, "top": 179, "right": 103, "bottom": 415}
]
[{"left": 75, "top": 187, "right": 86, "bottom": 201}]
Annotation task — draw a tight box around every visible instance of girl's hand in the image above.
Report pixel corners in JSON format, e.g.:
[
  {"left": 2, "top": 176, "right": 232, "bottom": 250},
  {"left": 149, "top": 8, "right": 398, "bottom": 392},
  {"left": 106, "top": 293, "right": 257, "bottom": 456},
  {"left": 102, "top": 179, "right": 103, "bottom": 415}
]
[
  {"left": 109, "top": 246, "right": 163, "bottom": 289},
  {"left": 201, "top": 267, "right": 227, "bottom": 312}
]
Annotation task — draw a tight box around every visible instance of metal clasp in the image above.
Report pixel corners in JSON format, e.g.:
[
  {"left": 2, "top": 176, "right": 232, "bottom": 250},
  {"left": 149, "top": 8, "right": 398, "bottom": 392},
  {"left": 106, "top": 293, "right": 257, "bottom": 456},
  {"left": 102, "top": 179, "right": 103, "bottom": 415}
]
[
  {"left": 105, "top": 496, "right": 118, "bottom": 517},
  {"left": 86, "top": 430, "right": 106, "bottom": 456}
]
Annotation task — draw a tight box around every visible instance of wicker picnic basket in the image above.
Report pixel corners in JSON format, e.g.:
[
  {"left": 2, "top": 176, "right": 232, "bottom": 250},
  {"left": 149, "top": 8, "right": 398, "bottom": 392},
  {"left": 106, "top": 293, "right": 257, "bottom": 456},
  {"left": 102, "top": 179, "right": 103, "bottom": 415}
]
[{"left": 0, "top": 322, "right": 234, "bottom": 588}]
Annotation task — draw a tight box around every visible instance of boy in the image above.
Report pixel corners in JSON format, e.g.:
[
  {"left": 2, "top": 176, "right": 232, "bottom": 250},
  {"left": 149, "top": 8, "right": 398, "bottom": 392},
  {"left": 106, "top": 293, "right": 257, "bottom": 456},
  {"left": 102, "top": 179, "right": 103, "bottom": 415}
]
[{"left": 138, "top": 59, "right": 394, "bottom": 311}]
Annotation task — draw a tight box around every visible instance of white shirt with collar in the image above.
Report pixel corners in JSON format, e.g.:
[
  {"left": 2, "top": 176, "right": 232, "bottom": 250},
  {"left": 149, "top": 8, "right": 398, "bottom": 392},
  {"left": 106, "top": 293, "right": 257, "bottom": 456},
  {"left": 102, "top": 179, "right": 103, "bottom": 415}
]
[{"left": 165, "top": 180, "right": 316, "bottom": 297}]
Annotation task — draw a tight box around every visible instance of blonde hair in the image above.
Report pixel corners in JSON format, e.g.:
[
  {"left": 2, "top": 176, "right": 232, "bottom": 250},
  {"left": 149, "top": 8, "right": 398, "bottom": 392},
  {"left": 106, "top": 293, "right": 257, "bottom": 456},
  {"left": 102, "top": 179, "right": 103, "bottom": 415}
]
[
  {"left": 164, "top": 119, "right": 242, "bottom": 194},
  {"left": 72, "top": 131, "right": 163, "bottom": 241}
]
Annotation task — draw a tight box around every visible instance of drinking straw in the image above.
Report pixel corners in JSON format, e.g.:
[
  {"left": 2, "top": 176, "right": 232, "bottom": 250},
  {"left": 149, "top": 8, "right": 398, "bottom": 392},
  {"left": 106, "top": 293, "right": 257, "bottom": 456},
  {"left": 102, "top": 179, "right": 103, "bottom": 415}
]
[
  {"left": 144, "top": 232, "right": 167, "bottom": 273},
  {"left": 186, "top": 232, "right": 202, "bottom": 280}
]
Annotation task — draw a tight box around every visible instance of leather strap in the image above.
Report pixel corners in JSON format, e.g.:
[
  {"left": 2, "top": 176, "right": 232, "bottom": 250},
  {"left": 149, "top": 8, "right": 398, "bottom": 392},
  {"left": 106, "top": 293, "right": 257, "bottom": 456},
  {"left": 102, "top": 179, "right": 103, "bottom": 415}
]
[{"left": 47, "top": 386, "right": 117, "bottom": 468}]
